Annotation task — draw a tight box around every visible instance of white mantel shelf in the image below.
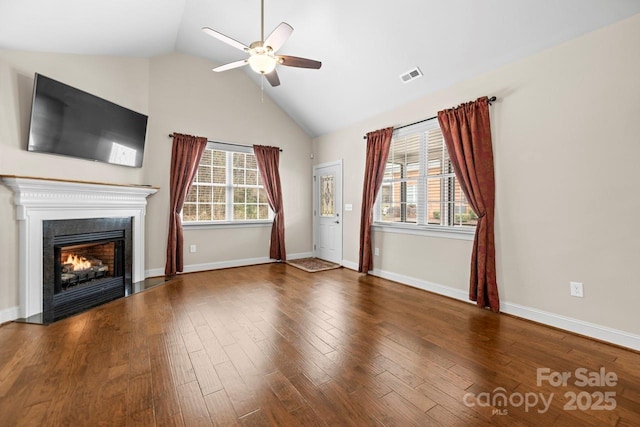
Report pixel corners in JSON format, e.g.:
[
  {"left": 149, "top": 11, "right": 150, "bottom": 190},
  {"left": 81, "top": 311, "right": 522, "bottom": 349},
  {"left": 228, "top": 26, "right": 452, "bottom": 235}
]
[{"left": 1, "top": 175, "right": 158, "bottom": 319}]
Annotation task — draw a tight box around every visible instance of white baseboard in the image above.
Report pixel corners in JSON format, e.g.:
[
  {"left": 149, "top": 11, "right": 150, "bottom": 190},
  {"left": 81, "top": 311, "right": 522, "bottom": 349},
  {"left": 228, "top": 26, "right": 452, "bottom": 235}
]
[
  {"left": 342, "top": 260, "right": 358, "bottom": 271},
  {"left": 145, "top": 251, "right": 315, "bottom": 278},
  {"left": 145, "top": 268, "right": 165, "bottom": 278},
  {"left": 182, "top": 256, "right": 273, "bottom": 273},
  {"left": 371, "top": 267, "right": 472, "bottom": 303},
  {"left": 367, "top": 267, "right": 640, "bottom": 352},
  {"left": 501, "top": 302, "right": 640, "bottom": 352},
  {"left": 288, "top": 252, "right": 314, "bottom": 260},
  {"left": 0, "top": 306, "right": 19, "bottom": 324}
]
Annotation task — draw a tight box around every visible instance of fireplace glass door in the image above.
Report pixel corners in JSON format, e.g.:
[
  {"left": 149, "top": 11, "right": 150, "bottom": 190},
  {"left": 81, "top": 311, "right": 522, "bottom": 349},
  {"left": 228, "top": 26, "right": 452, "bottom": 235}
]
[
  {"left": 55, "top": 239, "right": 123, "bottom": 294},
  {"left": 43, "top": 217, "right": 132, "bottom": 322}
]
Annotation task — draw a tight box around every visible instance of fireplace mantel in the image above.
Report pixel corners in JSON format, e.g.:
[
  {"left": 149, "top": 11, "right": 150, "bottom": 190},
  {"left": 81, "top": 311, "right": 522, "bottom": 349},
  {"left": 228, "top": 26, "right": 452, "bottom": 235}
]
[{"left": 1, "top": 176, "right": 157, "bottom": 318}]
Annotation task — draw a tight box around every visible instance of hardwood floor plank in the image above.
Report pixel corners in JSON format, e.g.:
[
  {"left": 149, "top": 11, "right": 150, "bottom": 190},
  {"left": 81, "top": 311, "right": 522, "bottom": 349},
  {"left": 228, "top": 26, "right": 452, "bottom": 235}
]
[
  {"left": 318, "top": 380, "right": 385, "bottom": 426},
  {"left": 126, "top": 373, "right": 155, "bottom": 426},
  {"left": 156, "top": 413, "right": 186, "bottom": 427},
  {"left": 203, "top": 389, "right": 241, "bottom": 427},
  {"left": 189, "top": 350, "right": 224, "bottom": 395},
  {"left": 287, "top": 373, "right": 347, "bottom": 426},
  {"left": 183, "top": 330, "right": 206, "bottom": 353},
  {"left": 288, "top": 405, "right": 328, "bottom": 427},
  {"left": 201, "top": 304, "right": 238, "bottom": 347},
  {"left": 149, "top": 335, "right": 183, "bottom": 422},
  {"left": 252, "top": 387, "right": 301, "bottom": 426},
  {"left": 377, "top": 390, "right": 441, "bottom": 426},
  {"left": 214, "top": 360, "right": 260, "bottom": 417},
  {"left": 166, "top": 335, "right": 198, "bottom": 386},
  {"left": 223, "top": 342, "right": 263, "bottom": 388},
  {"left": 425, "top": 404, "right": 474, "bottom": 426},
  {"left": 254, "top": 335, "right": 331, "bottom": 386},
  {"left": 371, "top": 354, "right": 425, "bottom": 388},
  {"left": 237, "top": 409, "right": 269, "bottom": 427},
  {"left": 264, "top": 370, "right": 306, "bottom": 413},
  {"left": 14, "top": 400, "right": 51, "bottom": 427},
  {"left": 176, "top": 380, "right": 214, "bottom": 426},
  {"left": 376, "top": 370, "right": 436, "bottom": 412}
]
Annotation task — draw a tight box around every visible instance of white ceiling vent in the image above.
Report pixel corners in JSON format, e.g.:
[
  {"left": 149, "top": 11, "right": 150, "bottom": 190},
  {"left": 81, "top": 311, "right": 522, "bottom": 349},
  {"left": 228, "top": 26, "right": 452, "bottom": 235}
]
[{"left": 400, "top": 67, "right": 423, "bottom": 83}]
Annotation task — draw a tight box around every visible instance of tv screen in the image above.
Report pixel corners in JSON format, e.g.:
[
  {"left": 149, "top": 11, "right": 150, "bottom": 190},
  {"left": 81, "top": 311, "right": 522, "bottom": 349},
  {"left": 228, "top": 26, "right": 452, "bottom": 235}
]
[{"left": 27, "top": 73, "right": 148, "bottom": 168}]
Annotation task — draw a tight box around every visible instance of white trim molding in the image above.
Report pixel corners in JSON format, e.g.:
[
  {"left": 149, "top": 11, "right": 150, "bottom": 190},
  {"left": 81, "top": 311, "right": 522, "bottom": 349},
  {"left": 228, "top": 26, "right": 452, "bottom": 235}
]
[
  {"left": 145, "top": 251, "right": 315, "bottom": 278},
  {"left": 288, "top": 251, "right": 314, "bottom": 260},
  {"left": 1, "top": 176, "right": 157, "bottom": 319},
  {"left": 371, "top": 267, "right": 471, "bottom": 303},
  {"left": 182, "top": 257, "right": 273, "bottom": 274},
  {"left": 368, "top": 266, "right": 640, "bottom": 352},
  {"left": 342, "top": 260, "right": 358, "bottom": 271},
  {"left": 0, "top": 306, "right": 20, "bottom": 324},
  {"left": 372, "top": 223, "right": 475, "bottom": 241},
  {"left": 500, "top": 302, "right": 640, "bottom": 352}
]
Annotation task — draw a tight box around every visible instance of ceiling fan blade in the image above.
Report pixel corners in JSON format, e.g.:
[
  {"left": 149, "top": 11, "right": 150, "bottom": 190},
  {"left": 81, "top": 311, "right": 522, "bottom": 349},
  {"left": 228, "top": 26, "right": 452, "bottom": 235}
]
[
  {"left": 202, "top": 27, "right": 248, "bottom": 52},
  {"left": 265, "top": 70, "right": 280, "bottom": 87},
  {"left": 212, "top": 59, "right": 248, "bottom": 72},
  {"left": 264, "top": 22, "right": 293, "bottom": 52},
  {"left": 278, "top": 55, "right": 322, "bottom": 69}
]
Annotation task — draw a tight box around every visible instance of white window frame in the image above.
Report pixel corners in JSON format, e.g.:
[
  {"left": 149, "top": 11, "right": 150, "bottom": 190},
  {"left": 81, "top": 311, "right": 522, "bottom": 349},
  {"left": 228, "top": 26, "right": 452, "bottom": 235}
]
[
  {"left": 373, "top": 120, "right": 475, "bottom": 240},
  {"left": 182, "top": 142, "right": 273, "bottom": 229}
]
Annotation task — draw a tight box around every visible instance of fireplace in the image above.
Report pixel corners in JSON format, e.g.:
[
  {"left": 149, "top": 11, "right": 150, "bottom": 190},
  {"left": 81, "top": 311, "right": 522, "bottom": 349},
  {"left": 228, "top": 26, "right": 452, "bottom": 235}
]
[
  {"left": 43, "top": 217, "right": 132, "bottom": 322},
  {"left": 1, "top": 176, "right": 157, "bottom": 322}
]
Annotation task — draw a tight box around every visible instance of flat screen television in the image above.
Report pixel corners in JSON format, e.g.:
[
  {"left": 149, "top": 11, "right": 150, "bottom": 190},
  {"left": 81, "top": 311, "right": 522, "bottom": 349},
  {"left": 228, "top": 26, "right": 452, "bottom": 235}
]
[{"left": 27, "top": 73, "right": 148, "bottom": 168}]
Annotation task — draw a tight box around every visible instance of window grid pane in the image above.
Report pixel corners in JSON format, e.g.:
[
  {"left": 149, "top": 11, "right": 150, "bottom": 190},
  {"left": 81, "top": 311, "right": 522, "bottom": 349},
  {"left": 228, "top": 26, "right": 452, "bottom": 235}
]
[
  {"left": 182, "top": 148, "right": 272, "bottom": 223},
  {"left": 376, "top": 123, "right": 475, "bottom": 229}
]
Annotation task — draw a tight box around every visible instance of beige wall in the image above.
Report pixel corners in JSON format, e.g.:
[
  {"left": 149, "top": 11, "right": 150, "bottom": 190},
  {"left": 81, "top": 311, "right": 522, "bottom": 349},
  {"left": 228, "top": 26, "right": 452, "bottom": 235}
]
[
  {"left": 0, "top": 50, "right": 312, "bottom": 314},
  {"left": 144, "top": 52, "right": 312, "bottom": 273},
  {"left": 313, "top": 14, "right": 640, "bottom": 336}
]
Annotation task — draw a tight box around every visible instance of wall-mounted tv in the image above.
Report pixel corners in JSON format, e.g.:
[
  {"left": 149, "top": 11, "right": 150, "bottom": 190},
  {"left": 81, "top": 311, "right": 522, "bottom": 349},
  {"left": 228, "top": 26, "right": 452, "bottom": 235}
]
[{"left": 27, "top": 73, "right": 148, "bottom": 168}]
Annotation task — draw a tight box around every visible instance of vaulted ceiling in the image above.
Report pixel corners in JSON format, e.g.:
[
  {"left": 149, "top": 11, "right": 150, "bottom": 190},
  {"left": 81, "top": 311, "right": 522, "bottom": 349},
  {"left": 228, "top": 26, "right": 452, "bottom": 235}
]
[{"left": 2, "top": 1, "right": 639, "bottom": 137}]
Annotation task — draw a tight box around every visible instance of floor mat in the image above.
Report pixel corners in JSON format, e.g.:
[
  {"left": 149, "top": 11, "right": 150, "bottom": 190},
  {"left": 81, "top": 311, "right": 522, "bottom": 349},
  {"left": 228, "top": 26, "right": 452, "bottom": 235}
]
[{"left": 286, "top": 257, "right": 341, "bottom": 273}]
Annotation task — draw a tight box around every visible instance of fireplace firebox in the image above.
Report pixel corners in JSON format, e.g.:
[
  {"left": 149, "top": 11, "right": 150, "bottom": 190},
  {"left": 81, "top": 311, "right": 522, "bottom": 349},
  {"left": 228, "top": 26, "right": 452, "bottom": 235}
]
[{"left": 43, "top": 217, "right": 132, "bottom": 322}]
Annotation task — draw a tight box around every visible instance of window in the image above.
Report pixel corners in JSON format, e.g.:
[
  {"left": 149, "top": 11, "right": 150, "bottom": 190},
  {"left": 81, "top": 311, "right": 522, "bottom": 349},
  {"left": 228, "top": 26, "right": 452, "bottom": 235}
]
[
  {"left": 182, "top": 143, "right": 272, "bottom": 224},
  {"left": 375, "top": 120, "right": 477, "bottom": 230}
]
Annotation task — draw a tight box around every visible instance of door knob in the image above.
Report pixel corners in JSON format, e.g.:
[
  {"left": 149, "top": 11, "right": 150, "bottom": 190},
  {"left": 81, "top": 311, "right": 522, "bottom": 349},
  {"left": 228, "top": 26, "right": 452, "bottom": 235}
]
[{"left": 334, "top": 220, "right": 340, "bottom": 224}]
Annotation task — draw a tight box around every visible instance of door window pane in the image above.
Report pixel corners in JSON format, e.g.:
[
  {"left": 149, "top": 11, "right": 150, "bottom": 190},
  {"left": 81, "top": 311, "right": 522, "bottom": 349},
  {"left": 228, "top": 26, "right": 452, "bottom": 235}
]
[{"left": 320, "top": 175, "right": 334, "bottom": 217}]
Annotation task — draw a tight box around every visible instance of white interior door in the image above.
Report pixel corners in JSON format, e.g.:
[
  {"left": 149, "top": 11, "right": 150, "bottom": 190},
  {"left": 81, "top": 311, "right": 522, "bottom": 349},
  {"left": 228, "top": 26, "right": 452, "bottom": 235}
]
[{"left": 313, "top": 161, "right": 343, "bottom": 264}]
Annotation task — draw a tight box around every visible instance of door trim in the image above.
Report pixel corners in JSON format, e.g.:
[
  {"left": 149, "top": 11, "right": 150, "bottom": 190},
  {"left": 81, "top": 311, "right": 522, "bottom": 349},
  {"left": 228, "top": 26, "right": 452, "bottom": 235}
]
[{"left": 312, "top": 160, "right": 343, "bottom": 264}]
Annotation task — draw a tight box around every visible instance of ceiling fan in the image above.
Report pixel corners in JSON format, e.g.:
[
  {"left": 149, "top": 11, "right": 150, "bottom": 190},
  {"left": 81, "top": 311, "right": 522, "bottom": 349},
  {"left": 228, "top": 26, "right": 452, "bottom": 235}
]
[{"left": 202, "top": 0, "right": 322, "bottom": 87}]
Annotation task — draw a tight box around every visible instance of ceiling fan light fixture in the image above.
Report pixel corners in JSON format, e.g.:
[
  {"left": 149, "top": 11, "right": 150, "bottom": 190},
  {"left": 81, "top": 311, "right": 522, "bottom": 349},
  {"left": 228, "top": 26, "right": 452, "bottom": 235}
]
[{"left": 248, "top": 53, "right": 277, "bottom": 74}]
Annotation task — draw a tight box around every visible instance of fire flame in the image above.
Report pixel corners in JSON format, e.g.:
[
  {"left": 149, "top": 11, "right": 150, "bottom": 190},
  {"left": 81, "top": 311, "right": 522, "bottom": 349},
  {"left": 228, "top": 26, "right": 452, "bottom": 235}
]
[{"left": 65, "top": 254, "right": 92, "bottom": 271}]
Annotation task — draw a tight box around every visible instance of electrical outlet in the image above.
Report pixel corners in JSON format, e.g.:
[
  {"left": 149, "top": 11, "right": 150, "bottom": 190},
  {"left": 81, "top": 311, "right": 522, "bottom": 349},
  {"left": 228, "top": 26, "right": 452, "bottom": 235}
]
[
  {"left": 189, "top": 244, "right": 196, "bottom": 253},
  {"left": 374, "top": 247, "right": 380, "bottom": 256},
  {"left": 570, "top": 281, "right": 583, "bottom": 298}
]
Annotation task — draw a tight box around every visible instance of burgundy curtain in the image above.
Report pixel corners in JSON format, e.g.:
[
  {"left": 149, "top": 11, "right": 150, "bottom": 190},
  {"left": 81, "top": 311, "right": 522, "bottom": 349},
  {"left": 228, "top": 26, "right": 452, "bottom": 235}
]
[
  {"left": 165, "top": 133, "right": 208, "bottom": 276},
  {"left": 253, "top": 145, "right": 286, "bottom": 261},
  {"left": 437, "top": 96, "right": 499, "bottom": 312},
  {"left": 358, "top": 127, "right": 393, "bottom": 273}
]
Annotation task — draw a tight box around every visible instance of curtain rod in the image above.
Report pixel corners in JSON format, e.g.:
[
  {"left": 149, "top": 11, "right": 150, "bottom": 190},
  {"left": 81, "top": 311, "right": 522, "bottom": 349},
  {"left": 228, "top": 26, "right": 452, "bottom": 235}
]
[
  {"left": 362, "top": 96, "right": 496, "bottom": 139},
  {"left": 168, "top": 134, "right": 283, "bottom": 152}
]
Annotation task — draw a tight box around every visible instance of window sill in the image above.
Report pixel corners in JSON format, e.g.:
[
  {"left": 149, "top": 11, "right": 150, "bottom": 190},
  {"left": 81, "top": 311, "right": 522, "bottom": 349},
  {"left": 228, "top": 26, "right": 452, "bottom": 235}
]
[
  {"left": 183, "top": 220, "right": 273, "bottom": 230},
  {"left": 372, "top": 223, "right": 475, "bottom": 241}
]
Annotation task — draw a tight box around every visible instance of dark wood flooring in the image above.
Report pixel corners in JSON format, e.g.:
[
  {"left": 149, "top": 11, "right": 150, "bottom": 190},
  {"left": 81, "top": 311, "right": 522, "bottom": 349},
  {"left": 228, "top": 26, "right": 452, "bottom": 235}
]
[{"left": 0, "top": 264, "right": 639, "bottom": 426}]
